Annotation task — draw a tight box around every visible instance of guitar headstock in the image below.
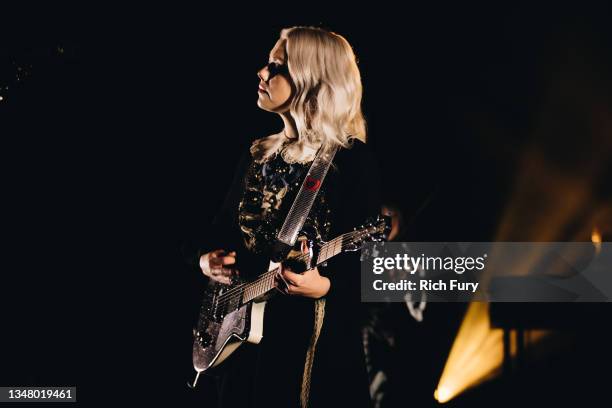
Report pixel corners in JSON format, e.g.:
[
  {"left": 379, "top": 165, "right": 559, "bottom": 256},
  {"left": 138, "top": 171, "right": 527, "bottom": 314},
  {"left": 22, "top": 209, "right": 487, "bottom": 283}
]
[{"left": 343, "top": 214, "right": 391, "bottom": 252}]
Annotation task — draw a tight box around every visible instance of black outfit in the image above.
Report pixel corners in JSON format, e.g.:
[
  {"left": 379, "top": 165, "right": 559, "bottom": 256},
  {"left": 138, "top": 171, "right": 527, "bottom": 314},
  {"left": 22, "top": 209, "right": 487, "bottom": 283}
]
[{"left": 186, "top": 139, "right": 381, "bottom": 408}]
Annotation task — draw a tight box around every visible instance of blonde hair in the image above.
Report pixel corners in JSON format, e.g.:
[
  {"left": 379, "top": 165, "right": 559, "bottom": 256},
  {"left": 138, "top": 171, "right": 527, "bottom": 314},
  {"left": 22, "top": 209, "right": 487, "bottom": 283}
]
[{"left": 251, "top": 26, "right": 367, "bottom": 163}]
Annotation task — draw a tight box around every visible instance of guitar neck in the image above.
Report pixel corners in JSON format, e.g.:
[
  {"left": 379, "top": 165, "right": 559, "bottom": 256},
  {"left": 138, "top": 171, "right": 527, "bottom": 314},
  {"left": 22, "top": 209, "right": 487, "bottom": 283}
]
[
  {"left": 240, "top": 231, "right": 354, "bottom": 304},
  {"left": 315, "top": 235, "right": 344, "bottom": 264}
]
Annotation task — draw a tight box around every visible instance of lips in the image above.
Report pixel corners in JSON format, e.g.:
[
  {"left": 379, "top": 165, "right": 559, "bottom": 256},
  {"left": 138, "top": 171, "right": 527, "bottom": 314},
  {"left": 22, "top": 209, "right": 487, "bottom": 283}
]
[{"left": 258, "top": 83, "right": 269, "bottom": 94}]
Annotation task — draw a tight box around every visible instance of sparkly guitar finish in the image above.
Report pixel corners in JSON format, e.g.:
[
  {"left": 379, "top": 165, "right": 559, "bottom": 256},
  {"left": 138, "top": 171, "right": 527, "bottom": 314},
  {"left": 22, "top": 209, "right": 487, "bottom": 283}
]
[{"left": 190, "top": 215, "right": 389, "bottom": 383}]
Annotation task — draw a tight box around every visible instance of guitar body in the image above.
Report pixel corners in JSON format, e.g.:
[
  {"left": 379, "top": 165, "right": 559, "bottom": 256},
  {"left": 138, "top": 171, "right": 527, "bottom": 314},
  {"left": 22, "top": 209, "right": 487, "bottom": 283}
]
[
  {"left": 192, "top": 262, "right": 278, "bottom": 372},
  {"left": 192, "top": 300, "right": 267, "bottom": 371},
  {"left": 191, "top": 216, "right": 389, "bottom": 379}
]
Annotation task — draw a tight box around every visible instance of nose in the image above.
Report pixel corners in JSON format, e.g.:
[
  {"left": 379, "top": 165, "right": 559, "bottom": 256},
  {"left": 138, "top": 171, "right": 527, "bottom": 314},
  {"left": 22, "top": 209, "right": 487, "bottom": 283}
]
[{"left": 257, "top": 65, "right": 269, "bottom": 83}]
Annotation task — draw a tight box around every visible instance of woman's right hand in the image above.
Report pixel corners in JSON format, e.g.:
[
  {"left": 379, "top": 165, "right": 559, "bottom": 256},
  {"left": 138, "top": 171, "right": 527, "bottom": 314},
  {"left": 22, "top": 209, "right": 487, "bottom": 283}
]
[{"left": 199, "top": 249, "right": 238, "bottom": 285}]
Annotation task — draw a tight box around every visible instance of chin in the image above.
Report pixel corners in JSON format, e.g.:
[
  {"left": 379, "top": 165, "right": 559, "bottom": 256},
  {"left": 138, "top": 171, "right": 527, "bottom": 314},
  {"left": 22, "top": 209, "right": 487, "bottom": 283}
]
[{"left": 256, "top": 100, "right": 274, "bottom": 112}]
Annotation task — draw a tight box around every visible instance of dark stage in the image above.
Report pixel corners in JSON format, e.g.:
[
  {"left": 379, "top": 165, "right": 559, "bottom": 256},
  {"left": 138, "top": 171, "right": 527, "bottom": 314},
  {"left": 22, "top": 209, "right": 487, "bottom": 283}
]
[{"left": 1, "top": 4, "right": 612, "bottom": 407}]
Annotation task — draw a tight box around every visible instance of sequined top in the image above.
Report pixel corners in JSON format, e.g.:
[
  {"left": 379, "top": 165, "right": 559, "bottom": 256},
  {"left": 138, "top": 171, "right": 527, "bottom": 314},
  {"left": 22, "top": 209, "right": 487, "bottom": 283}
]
[{"left": 237, "top": 147, "right": 332, "bottom": 256}]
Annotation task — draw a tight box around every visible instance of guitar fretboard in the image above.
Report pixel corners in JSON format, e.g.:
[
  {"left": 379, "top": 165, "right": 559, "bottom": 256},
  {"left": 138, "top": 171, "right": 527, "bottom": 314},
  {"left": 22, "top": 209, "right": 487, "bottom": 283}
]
[
  {"left": 237, "top": 230, "right": 360, "bottom": 305},
  {"left": 206, "top": 216, "right": 385, "bottom": 339}
]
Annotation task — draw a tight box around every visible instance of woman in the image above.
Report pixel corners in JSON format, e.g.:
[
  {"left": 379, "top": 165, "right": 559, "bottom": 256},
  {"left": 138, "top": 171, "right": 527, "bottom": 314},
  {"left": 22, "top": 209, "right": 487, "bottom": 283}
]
[{"left": 191, "top": 26, "right": 382, "bottom": 407}]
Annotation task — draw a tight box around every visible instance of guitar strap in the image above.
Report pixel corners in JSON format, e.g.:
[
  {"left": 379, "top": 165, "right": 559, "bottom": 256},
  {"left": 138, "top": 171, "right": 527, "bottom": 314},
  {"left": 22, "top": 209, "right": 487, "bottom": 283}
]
[
  {"left": 271, "top": 144, "right": 339, "bottom": 261},
  {"left": 272, "top": 143, "right": 338, "bottom": 408}
]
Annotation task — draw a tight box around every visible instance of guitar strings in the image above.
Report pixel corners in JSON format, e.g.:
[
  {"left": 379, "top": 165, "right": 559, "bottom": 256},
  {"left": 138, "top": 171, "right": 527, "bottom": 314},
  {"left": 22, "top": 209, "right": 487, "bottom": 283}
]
[
  {"left": 213, "top": 231, "right": 357, "bottom": 304},
  {"left": 213, "top": 233, "right": 351, "bottom": 302},
  {"left": 214, "top": 230, "right": 360, "bottom": 305},
  {"left": 211, "top": 236, "right": 352, "bottom": 312},
  {"left": 211, "top": 230, "right": 366, "bottom": 310}
]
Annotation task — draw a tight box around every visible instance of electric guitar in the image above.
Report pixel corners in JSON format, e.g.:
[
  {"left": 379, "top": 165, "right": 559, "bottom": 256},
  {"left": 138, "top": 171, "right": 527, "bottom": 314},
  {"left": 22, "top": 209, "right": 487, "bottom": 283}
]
[{"left": 191, "top": 214, "right": 389, "bottom": 381}]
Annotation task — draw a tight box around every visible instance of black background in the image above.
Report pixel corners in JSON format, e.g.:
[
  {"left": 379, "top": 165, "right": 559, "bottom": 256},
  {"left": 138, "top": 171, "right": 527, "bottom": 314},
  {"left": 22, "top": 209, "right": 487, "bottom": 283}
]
[{"left": 2, "top": 3, "right": 612, "bottom": 406}]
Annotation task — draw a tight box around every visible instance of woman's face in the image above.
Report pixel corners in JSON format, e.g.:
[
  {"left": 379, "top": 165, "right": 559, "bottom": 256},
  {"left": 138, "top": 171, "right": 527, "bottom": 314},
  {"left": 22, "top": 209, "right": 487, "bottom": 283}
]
[{"left": 257, "top": 39, "right": 294, "bottom": 113}]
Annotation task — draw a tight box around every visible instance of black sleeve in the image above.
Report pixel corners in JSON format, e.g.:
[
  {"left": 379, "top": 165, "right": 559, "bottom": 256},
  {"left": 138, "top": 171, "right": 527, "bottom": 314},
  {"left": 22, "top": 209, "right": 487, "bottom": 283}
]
[
  {"left": 322, "top": 141, "right": 383, "bottom": 318},
  {"left": 180, "top": 148, "right": 252, "bottom": 267}
]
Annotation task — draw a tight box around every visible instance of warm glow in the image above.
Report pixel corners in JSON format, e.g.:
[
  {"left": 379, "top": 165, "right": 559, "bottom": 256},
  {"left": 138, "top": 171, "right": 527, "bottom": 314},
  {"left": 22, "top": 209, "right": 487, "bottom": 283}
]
[
  {"left": 434, "top": 45, "right": 611, "bottom": 403},
  {"left": 434, "top": 302, "right": 503, "bottom": 403},
  {"left": 434, "top": 386, "right": 452, "bottom": 403},
  {"left": 591, "top": 227, "right": 602, "bottom": 254},
  {"left": 591, "top": 227, "right": 602, "bottom": 243}
]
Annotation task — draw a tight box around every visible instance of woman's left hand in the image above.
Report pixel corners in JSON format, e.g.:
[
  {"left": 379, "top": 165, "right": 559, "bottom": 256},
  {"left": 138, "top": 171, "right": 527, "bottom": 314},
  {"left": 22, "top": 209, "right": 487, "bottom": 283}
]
[{"left": 280, "top": 266, "right": 330, "bottom": 299}]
